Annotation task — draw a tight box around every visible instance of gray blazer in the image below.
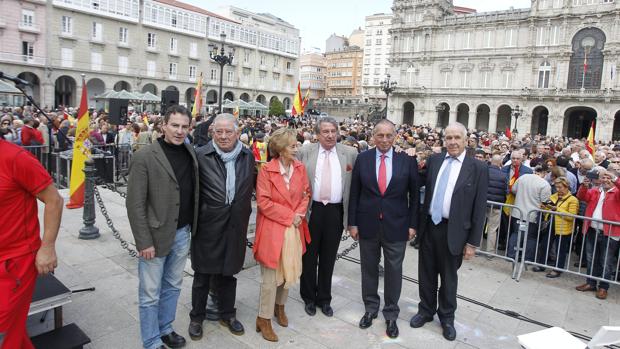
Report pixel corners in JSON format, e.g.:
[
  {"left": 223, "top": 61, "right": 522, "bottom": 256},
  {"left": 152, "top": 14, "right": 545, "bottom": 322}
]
[
  {"left": 297, "top": 142, "right": 358, "bottom": 229},
  {"left": 126, "top": 141, "right": 199, "bottom": 257}
]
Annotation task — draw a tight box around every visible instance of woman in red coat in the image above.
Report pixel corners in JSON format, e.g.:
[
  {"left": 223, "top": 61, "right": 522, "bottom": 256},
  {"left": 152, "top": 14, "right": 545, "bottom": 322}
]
[{"left": 253, "top": 127, "right": 311, "bottom": 342}]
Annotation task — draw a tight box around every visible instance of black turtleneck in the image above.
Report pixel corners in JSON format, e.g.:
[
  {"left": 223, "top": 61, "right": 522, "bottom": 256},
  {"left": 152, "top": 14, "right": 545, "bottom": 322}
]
[{"left": 158, "top": 138, "right": 194, "bottom": 228}]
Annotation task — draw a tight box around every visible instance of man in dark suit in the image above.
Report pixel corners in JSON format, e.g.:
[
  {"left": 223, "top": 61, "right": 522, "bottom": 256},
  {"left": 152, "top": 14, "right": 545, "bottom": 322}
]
[
  {"left": 410, "top": 122, "right": 488, "bottom": 341},
  {"left": 348, "top": 119, "right": 418, "bottom": 339}
]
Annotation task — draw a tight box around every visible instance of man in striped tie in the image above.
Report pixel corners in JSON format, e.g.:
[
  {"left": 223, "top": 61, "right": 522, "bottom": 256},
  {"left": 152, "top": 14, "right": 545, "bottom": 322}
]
[
  {"left": 409, "top": 122, "right": 488, "bottom": 341},
  {"left": 348, "top": 119, "right": 419, "bottom": 339}
]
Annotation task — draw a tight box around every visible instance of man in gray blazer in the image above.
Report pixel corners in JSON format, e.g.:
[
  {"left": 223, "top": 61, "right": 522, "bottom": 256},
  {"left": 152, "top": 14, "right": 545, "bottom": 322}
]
[
  {"left": 298, "top": 117, "right": 358, "bottom": 317},
  {"left": 127, "top": 105, "right": 199, "bottom": 349}
]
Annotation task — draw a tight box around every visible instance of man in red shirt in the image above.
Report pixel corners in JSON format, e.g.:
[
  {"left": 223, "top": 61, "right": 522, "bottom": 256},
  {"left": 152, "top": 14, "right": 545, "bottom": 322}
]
[
  {"left": 20, "top": 116, "right": 44, "bottom": 146},
  {"left": 0, "top": 135, "right": 63, "bottom": 349}
]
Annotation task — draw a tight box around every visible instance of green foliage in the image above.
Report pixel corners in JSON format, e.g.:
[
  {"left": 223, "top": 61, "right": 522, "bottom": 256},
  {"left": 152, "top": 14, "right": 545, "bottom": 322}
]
[{"left": 269, "top": 98, "right": 285, "bottom": 116}]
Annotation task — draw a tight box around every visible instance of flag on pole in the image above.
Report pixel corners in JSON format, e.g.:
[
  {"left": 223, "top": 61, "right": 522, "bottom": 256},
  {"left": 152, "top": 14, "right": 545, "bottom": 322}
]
[
  {"left": 301, "top": 89, "right": 310, "bottom": 114},
  {"left": 66, "top": 76, "right": 92, "bottom": 209},
  {"left": 586, "top": 120, "right": 595, "bottom": 156},
  {"left": 291, "top": 82, "right": 303, "bottom": 116},
  {"left": 233, "top": 105, "right": 239, "bottom": 118},
  {"left": 191, "top": 73, "right": 203, "bottom": 118},
  {"left": 505, "top": 127, "right": 512, "bottom": 139}
]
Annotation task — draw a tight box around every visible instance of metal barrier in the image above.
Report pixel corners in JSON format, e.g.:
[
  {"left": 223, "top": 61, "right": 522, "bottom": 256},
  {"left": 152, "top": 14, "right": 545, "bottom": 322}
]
[
  {"left": 518, "top": 208, "right": 620, "bottom": 286},
  {"left": 476, "top": 201, "right": 526, "bottom": 280}
]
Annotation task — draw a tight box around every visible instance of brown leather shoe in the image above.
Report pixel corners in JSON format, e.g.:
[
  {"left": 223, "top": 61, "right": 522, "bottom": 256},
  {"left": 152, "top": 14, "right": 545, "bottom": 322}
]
[
  {"left": 596, "top": 288, "right": 608, "bottom": 300},
  {"left": 274, "top": 304, "right": 288, "bottom": 327},
  {"left": 255, "top": 317, "right": 278, "bottom": 342},
  {"left": 576, "top": 283, "right": 597, "bottom": 292}
]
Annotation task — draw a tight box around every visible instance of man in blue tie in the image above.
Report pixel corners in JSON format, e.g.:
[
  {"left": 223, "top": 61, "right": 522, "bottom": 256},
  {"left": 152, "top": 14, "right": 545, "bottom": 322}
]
[
  {"left": 409, "top": 122, "right": 488, "bottom": 341},
  {"left": 348, "top": 119, "right": 419, "bottom": 339}
]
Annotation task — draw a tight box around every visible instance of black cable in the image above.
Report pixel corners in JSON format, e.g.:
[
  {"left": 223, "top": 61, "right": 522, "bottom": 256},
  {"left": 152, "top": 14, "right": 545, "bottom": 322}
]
[{"left": 340, "top": 255, "right": 619, "bottom": 348}]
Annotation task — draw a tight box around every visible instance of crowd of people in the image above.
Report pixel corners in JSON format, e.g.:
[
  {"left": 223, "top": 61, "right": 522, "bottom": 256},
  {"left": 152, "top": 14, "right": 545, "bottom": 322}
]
[{"left": 1, "top": 102, "right": 620, "bottom": 349}]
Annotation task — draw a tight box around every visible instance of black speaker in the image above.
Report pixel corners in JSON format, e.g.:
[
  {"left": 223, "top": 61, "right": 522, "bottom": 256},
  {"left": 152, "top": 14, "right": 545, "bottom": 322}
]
[
  {"left": 161, "top": 90, "right": 179, "bottom": 114},
  {"left": 108, "top": 98, "right": 129, "bottom": 125}
]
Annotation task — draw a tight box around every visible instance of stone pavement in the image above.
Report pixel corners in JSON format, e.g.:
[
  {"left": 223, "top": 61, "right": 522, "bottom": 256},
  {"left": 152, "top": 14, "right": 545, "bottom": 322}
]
[{"left": 28, "top": 187, "right": 620, "bottom": 349}]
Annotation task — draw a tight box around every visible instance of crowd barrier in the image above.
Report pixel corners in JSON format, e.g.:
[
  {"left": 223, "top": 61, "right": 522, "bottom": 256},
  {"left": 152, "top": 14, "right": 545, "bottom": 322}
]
[
  {"left": 516, "top": 208, "right": 620, "bottom": 286},
  {"left": 477, "top": 201, "right": 526, "bottom": 279}
]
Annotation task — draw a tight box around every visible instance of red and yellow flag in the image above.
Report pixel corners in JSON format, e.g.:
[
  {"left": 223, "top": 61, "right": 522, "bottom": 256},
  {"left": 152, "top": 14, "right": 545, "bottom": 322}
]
[
  {"left": 291, "top": 82, "right": 303, "bottom": 116},
  {"left": 301, "top": 89, "right": 310, "bottom": 114},
  {"left": 586, "top": 120, "right": 595, "bottom": 156},
  {"left": 191, "top": 73, "right": 203, "bottom": 118},
  {"left": 66, "top": 77, "right": 91, "bottom": 209}
]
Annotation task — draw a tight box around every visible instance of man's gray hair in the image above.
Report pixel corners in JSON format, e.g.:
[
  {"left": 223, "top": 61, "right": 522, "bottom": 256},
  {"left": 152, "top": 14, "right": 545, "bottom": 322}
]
[
  {"left": 315, "top": 116, "right": 338, "bottom": 134},
  {"left": 372, "top": 119, "right": 396, "bottom": 135},
  {"left": 213, "top": 113, "right": 238, "bottom": 131},
  {"left": 491, "top": 154, "right": 503, "bottom": 166},
  {"left": 445, "top": 122, "right": 467, "bottom": 139}
]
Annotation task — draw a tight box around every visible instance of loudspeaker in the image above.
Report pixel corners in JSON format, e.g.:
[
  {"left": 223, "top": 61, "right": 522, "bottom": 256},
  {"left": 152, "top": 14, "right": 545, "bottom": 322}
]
[
  {"left": 108, "top": 98, "right": 128, "bottom": 125},
  {"left": 161, "top": 90, "right": 179, "bottom": 114}
]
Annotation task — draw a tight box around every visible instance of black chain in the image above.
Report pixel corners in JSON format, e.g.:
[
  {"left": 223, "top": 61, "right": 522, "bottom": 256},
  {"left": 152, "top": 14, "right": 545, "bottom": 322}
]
[
  {"left": 101, "top": 183, "right": 127, "bottom": 199},
  {"left": 336, "top": 241, "right": 359, "bottom": 260},
  {"left": 93, "top": 186, "right": 138, "bottom": 258}
]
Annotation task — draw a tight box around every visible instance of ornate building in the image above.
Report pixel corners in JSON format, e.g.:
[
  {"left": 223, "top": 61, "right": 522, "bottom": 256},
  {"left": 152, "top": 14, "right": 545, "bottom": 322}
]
[
  {"left": 0, "top": 0, "right": 299, "bottom": 112},
  {"left": 390, "top": 0, "right": 620, "bottom": 141}
]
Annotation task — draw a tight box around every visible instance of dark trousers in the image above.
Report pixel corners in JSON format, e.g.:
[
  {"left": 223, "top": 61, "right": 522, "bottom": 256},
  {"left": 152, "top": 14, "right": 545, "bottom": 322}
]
[
  {"left": 585, "top": 228, "right": 620, "bottom": 290},
  {"left": 190, "top": 273, "right": 237, "bottom": 322},
  {"left": 300, "top": 202, "right": 344, "bottom": 306},
  {"left": 418, "top": 218, "right": 463, "bottom": 324},
  {"left": 507, "top": 219, "right": 539, "bottom": 261},
  {"left": 359, "top": 227, "right": 406, "bottom": 321}
]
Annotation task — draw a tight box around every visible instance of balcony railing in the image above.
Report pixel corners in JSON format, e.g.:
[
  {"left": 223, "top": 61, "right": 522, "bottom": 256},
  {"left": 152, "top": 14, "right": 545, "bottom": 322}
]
[
  {"left": 18, "top": 21, "right": 40, "bottom": 33},
  {"left": 0, "top": 52, "right": 45, "bottom": 65}
]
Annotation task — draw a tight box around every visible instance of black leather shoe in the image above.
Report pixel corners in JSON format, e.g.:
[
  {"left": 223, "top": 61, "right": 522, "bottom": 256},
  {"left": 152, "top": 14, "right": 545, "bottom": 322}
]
[
  {"left": 304, "top": 302, "right": 317, "bottom": 316},
  {"left": 188, "top": 321, "right": 203, "bottom": 341},
  {"left": 441, "top": 323, "right": 457, "bottom": 341},
  {"left": 320, "top": 304, "right": 333, "bottom": 317},
  {"left": 409, "top": 313, "right": 433, "bottom": 328},
  {"left": 161, "top": 332, "right": 186, "bottom": 348},
  {"left": 386, "top": 320, "right": 399, "bottom": 338},
  {"left": 532, "top": 266, "right": 546, "bottom": 272},
  {"left": 219, "top": 317, "right": 244, "bottom": 335},
  {"left": 358, "top": 312, "right": 377, "bottom": 329}
]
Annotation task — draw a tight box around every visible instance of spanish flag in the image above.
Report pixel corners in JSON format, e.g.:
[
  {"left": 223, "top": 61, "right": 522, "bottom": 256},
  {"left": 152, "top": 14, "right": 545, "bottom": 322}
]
[
  {"left": 291, "top": 82, "right": 303, "bottom": 116},
  {"left": 66, "top": 76, "right": 91, "bottom": 209},
  {"left": 191, "top": 72, "right": 203, "bottom": 118},
  {"left": 301, "top": 89, "right": 310, "bottom": 114},
  {"left": 585, "top": 120, "right": 595, "bottom": 156}
]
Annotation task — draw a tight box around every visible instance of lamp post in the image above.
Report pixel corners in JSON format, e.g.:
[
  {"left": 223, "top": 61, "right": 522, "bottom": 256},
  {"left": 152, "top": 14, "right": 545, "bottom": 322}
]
[
  {"left": 380, "top": 74, "right": 397, "bottom": 119},
  {"left": 209, "top": 32, "right": 234, "bottom": 114},
  {"left": 511, "top": 105, "right": 522, "bottom": 134}
]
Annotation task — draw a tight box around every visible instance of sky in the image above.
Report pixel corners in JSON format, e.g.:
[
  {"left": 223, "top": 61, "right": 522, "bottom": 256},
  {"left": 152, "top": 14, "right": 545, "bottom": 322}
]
[{"left": 184, "top": 0, "right": 531, "bottom": 51}]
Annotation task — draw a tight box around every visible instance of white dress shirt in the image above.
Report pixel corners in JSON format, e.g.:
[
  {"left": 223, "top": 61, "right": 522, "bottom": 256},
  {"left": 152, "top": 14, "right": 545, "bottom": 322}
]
[
  {"left": 429, "top": 151, "right": 466, "bottom": 219},
  {"left": 312, "top": 144, "right": 343, "bottom": 203}
]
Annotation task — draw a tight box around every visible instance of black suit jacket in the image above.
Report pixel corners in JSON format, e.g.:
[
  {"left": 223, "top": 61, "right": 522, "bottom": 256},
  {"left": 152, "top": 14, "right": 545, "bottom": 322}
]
[
  {"left": 421, "top": 152, "right": 488, "bottom": 255},
  {"left": 348, "top": 148, "right": 419, "bottom": 242}
]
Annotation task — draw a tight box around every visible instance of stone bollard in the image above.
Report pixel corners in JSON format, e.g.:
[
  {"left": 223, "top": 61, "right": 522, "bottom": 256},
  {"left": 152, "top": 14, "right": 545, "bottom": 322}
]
[{"left": 79, "top": 159, "right": 100, "bottom": 240}]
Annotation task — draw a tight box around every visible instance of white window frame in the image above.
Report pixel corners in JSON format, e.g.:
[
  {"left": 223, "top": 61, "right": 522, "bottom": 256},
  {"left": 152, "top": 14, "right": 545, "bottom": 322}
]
[
  {"left": 505, "top": 28, "right": 517, "bottom": 47},
  {"left": 169, "top": 62, "right": 177, "bottom": 79},
  {"left": 444, "top": 33, "right": 451, "bottom": 50},
  {"left": 189, "top": 42, "right": 197, "bottom": 58},
  {"left": 503, "top": 71, "right": 513, "bottom": 88},
  {"left": 442, "top": 71, "right": 450, "bottom": 88},
  {"left": 169, "top": 37, "right": 178, "bottom": 54},
  {"left": 460, "top": 71, "right": 470, "bottom": 88},
  {"left": 92, "top": 22, "right": 102, "bottom": 41},
  {"left": 536, "top": 27, "right": 547, "bottom": 46},
  {"left": 484, "top": 30, "right": 493, "bottom": 48},
  {"left": 147, "top": 33, "right": 157, "bottom": 49},
  {"left": 61, "top": 48, "right": 73, "bottom": 68},
  {"left": 91, "top": 52, "right": 102, "bottom": 71},
  {"left": 21, "top": 9, "right": 34, "bottom": 27},
  {"left": 210, "top": 69, "right": 217, "bottom": 81},
  {"left": 61, "top": 16, "right": 72, "bottom": 35},
  {"left": 118, "top": 56, "right": 128, "bottom": 74},
  {"left": 463, "top": 32, "right": 472, "bottom": 49},
  {"left": 227, "top": 71, "right": 234, "bottom": 84},
  {"left": 189, "top": 65, "right": 197, "bottom": 81},
  {"left": 147, "top": 61, "right": 156, "bottom": 77},
  {"left": 538, "top": 62, "right": 551, "bottom": 88},
  {"left": 550, "top": 26, "right": 560, "bottom": 45},
  {"left": 119, "top": 27, "right": 128, "bottom": 44}
]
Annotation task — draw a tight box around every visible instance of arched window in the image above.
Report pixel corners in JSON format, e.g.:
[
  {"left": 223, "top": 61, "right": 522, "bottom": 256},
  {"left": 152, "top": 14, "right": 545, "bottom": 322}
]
[
  {"left": 538, "top": 61, "right": 551, "bottom": 88},
  {"left": 567, "top": 28, "right": 606, "bottom": 89}
]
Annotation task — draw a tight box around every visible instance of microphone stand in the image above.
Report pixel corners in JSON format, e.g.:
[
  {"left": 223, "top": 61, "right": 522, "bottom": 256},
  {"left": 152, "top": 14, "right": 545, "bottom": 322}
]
[{"left": 5, "top": 80, "right": 73, "bottom": 170}]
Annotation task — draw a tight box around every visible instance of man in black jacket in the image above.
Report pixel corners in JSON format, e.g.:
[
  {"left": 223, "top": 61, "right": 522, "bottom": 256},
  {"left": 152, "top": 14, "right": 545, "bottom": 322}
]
[
  {"left": 485, "top": 155, "right": 508, "bottom": 252},
  {"left": 188, "top": 113, "right": 256, "bottom": 340}
]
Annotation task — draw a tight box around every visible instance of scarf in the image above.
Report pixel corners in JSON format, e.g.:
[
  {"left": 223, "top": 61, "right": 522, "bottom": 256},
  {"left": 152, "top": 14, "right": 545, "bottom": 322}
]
[{"left": 213, "top": 140, "right": 243, "bottom": 204}]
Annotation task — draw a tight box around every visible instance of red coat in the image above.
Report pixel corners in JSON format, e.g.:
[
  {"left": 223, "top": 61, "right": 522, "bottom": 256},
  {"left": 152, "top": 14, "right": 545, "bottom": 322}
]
[
  {"left": 21, "top": 125, "right": 44, "bottom": 146},
  {"left": 253, "top": 158, "right": 311, "bottom": 269},
  {"left": 577, "top": 178, "right": 620, "bottom": 237}
]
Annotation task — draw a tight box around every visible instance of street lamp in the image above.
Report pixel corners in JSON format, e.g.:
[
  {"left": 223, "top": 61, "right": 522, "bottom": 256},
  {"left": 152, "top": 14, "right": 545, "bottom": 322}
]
[
  {"left": 511, "top": 105, "right": 522, "bottom": 134},
  {"left": 209, "top": 32, "right": 234, "bottom": 114},
  {"left": 380, "top": 74, "right": 397, "bottom": 119}
]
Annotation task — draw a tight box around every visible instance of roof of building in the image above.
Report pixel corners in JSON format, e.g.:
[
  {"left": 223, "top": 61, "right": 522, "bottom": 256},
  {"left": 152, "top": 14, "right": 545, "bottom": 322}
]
[
  {"left": 153, "top": 0, "right": 238, "bottom": 23},
  {"left": 453, "top": 6, "right": 477, "bottom": 14}
]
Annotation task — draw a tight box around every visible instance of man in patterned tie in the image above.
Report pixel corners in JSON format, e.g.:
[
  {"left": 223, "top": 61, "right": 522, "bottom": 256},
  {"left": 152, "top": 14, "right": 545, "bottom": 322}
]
[
  {"left": 409, "top": 122, "right": 488, "bottom": 341},
  {"left": 348, "top": 119, "right": 419, "bottom": 339},
  {"left": 297, "top": 117, "right": 358, "bottom": 317}
]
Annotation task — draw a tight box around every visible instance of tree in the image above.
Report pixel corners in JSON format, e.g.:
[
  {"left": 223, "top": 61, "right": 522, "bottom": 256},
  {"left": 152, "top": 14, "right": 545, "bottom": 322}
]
[{"left": 269, "top": 98, "right": 285, "bottom": 116}]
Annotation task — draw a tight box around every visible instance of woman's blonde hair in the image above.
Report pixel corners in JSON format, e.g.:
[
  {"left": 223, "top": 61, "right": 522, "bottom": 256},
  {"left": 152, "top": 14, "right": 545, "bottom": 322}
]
[
  {"left": 554, "top": 176, "right": 570, "bottom": 189},
  {"left": 268, "top": 127, "right": 297, "bottom": 157}
]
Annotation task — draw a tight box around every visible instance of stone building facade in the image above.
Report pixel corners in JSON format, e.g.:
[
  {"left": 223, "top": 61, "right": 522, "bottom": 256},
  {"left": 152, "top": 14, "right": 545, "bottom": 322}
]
[
  {"left": 390, "top": 0, "right": 620, "bottom": 141},
  {"left": 362, "top": 13, "right": 393, "bottom": 104},
  {"left": 324, "top": 46, "right": 364, "bottom": 104},
  {"left": 0, "top": 0, "right": 299, "bottom": 113},
  {"left": 300, "top": 51, "right": 327, "bottom": 102}
]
